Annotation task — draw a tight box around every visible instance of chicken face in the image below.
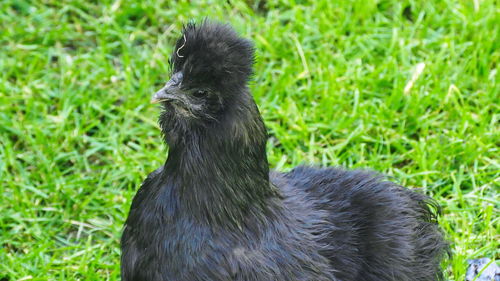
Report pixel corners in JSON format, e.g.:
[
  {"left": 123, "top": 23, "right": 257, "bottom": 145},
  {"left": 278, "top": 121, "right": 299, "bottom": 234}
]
[{"left": 152, "top": 21, "right": 254, "bottom": 124}]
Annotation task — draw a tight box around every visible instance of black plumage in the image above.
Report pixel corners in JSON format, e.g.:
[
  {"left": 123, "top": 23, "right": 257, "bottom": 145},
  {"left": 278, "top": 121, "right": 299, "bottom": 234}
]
[{"left": 121, "top": 21, "right": 448, "bottom": 281}]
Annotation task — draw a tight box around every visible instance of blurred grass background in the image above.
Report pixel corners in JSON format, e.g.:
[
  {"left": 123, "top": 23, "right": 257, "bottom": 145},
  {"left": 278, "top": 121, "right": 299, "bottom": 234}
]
[{"left": 0, "top": 0, "right": 498, "bottom": 280}]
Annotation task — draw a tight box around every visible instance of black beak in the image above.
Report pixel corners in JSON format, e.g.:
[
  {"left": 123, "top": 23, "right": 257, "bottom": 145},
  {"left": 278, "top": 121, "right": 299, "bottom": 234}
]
[
  {"left": 151, "top": 87, "right": 177, "bottom": 104},
  {"left": 151, "top": 72, "right": 183, "bottom": 104}
]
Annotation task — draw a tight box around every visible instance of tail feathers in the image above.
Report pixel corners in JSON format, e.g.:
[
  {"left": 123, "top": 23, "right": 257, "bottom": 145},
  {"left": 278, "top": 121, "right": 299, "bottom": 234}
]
[{"left": 410, "top": 192, "right": 450, "bottom": 281}]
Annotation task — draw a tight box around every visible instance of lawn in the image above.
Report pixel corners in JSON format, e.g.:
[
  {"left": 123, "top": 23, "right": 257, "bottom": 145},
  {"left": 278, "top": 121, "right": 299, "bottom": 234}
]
[{"left": 0, "top": 0, "right": 498, "bottom": 280}]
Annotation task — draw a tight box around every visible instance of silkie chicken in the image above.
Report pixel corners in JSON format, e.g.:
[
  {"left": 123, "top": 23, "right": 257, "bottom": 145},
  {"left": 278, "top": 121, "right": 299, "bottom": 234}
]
[{"left": 121, "top": 21, "right": 448, "bottom": 281}]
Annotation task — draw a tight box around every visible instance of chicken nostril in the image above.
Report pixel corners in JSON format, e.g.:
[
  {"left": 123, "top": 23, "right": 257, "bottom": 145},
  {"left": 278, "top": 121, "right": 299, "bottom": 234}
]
[{"left": 170, "top": 72, "right": 183, "bottom": 86}]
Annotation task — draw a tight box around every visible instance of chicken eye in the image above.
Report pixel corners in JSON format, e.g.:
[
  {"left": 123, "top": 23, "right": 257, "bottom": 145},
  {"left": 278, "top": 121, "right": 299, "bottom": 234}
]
[{"left": 193, "top": 90, "right": 208, "bottom": 98}]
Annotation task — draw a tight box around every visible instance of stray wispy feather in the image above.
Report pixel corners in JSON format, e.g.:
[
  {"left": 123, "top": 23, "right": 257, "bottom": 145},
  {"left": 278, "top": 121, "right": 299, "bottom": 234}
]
[{"left": 121, "top": 21, "right": 448, "bottom": 281}]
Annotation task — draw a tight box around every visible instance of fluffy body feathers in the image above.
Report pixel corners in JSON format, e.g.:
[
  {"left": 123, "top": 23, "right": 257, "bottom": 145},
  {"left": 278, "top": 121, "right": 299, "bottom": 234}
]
[{"left": 121, "top": 21, "right": 448, "bottom": 281}]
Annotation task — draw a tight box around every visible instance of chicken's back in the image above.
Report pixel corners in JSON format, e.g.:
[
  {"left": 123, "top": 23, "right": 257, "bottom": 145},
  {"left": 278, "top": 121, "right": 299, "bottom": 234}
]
[{"left": 273, "top": 166, "right": 448, "bottom": 281}]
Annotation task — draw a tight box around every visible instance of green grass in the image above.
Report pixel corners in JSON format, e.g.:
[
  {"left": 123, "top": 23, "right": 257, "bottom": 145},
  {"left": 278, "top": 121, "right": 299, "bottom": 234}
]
[{"left": 0, "top": 0, "right": 498, "bottom": 280}]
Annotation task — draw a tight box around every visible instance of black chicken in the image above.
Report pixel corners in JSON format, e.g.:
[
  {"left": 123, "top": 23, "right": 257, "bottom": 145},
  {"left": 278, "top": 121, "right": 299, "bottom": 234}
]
[{"left": 121, "top": 21, "right": 448, "bottom": 281}]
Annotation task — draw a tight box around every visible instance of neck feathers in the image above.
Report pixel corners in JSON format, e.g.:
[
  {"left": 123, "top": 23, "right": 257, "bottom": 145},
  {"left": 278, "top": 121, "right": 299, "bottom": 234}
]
[{"left": 161, "top": 94, "right": 276, "bottom": 224}]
